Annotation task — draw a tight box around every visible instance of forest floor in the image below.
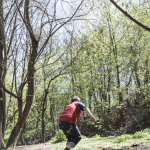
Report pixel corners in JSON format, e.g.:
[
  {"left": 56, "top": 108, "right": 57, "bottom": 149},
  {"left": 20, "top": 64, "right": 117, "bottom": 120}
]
[{"left": 15, "top": 136, "right": 150, "bottom": 150}]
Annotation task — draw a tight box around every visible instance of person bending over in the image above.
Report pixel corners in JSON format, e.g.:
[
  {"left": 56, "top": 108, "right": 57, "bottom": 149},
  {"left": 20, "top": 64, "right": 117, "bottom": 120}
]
[{"left": 59, "top": 96, "right": 96, "bottom": 150}]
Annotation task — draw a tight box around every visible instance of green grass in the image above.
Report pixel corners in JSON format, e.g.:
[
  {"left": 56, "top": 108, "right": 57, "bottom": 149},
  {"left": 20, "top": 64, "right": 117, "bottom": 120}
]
[
  {"left": 45, "top": 136, "right": 149, "bottom": 150},
  {"left": 47, "top": 128, "right": 150, "bottom": 150},
  {"left": 46, "top": 135, "right": 150, "bottom": 150},
  {"left": 14, "top": 128, "right": 150, "bottom": 150}
]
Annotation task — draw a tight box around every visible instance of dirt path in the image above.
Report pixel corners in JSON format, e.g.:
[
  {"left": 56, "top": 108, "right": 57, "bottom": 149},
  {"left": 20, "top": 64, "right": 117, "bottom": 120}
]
[
  {"left": 15, "top": 144, "right": 150, "bottom": 150},
  {"left": 15, "top": 137, "right": 150, "bottom": 150},
  {"left": 15, "top": 143, "right": 64, "bottom": 150}
]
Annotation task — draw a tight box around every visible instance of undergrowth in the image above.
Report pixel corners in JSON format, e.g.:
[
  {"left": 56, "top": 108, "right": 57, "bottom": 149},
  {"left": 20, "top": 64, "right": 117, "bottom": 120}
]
[
  {"left": 51, "top": 130, "right": 66, "bottom": 143},
  {"left": 50, "top": 130, "right": 101, "bottom": 144},
  {"left": 50, "top": 127, "right": 150, "bottom": 149},
  {"left": 115, "top": 128, "right": 150, "bottom": 143}
]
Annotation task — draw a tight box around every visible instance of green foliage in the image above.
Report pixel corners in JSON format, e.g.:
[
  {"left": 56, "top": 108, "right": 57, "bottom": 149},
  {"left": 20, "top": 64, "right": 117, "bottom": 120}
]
[
  {"left": 51, "top": 130, "right": 66, "bottom": 143},
  {"left": 115, "top": 128, "right": 150, "bottom": 143},
  {"left": 115, "top": 134, "right": 131, "bottom": 143},
  {"left": 131, "top": 131, "right": 149, "bottom": 139},
  {"left": 93, "top": 134, "right": 101, "bottom": 138},
  {"left": 86, "top": 121, "right": 102, "bottom": 130},
  {"left": 81, "top": 135, "right": 87, "bottom": 139},
  {"left": 95, "top": 124, "right": 102, "bottom": 130},
  {"left": 87, "top": 121, "right": 94, "bottom": 126},
  {"left": 5, "top": 0, "right": 150, "bottom": 146},
  {"left": 144, "top": 128, "right": 150, "bottom": 133},
  {"left": 132, "top": 131, "right": 143, "bottom": 139},
  {"left": 50, "top": 131, "right": 87, "bottom": 144},
  {"left": 45, "top": 130, "right": 150, "bottom": 150}
]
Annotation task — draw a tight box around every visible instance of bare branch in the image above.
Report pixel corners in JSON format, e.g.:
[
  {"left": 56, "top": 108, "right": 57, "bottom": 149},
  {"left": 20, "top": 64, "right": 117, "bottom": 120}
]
[
  {"left": 35, "top": 0, "right": 85, "bottom": 62},
  {"left": 1, "top": 82, "right": 19, "bottom": 99},
  {"left": 15, "top": 1, "right": 38, "bottom": 43}
]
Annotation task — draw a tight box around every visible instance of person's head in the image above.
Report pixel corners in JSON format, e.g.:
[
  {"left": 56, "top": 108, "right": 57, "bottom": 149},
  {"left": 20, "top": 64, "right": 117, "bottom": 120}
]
[{"left": 71, "top": 96, "right": 80, "bottom": 103}]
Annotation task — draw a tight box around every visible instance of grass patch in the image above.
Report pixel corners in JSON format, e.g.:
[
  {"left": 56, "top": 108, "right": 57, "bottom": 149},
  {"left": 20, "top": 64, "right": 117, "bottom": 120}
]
[
  {"left": 48, "top": 128, "right": 150, "bottom": 150},
  {"left": 115, "top": 129, "right": 150, "bottom": 143},
  {"left": 15, "top": 128, "right": 150, "bottom": 150}
]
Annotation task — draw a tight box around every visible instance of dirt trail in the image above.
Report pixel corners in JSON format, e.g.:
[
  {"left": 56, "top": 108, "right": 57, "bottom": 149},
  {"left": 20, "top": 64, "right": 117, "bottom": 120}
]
[
  {"left": 16, "top": 143, "right": 60, "bottom": 150},
  {"left": 15, "top": 144, "right": 150, "bottom": 150}
]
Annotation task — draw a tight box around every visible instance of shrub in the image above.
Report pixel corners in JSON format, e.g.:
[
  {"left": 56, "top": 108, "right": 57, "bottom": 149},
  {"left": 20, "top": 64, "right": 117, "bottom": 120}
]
[
  {"left": 81, "top": 135, "right": 87, "bottom": 139},
  {"left": 131, "top": 131, "right": 143, "bottom": 139},
  {"left": 114, "top": 134, "right": 131, "bottom": 143},
  {"left": 144, "top": 128, "right": 150, "bottom": 133},
  {"left": 114, "top": 128, "right": 150, "bottom": 143},
  {"left": 131, "top": 131, "right": 149, "bottom": 139},
  {"left": 51, "top": 130, "right": 66, "bottom": 143},
  {"left": 87, "top": 121, "right": 94, "bottom": 126},
  {"left": 93, "top": 134, "right": 101, "bottom": 138}
]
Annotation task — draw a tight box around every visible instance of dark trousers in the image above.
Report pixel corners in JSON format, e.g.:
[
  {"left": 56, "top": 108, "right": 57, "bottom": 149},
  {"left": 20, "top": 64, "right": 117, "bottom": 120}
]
[{"left": 59, "top": 121, "right": 81, "bottom": 147}]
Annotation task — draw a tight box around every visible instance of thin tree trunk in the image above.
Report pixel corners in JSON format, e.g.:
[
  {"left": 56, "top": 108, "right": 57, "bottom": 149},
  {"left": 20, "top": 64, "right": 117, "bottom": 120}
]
[
  {"left": 107, "top": 15, "right": 123, "bottom": 121},
  {"left": 0, "top": 0, "right": 6, "bottom": 148},
  {"left": 144, "top": 59, "right": 149, "bottom": 85},
  {"left": 42, "top": 89, "right": 48, "bottom": 143},
  {"left": 0, "top": 92, "right": 5, "bottom": 150},
  {"left": 107, "top": 67, "right": 111, "bottom": 113},
  {"left": 20, "top": 122, "right": 26, "bottom": 145},
  {"left": 0, "top": 33, "right": 5, "bottom": 150}
]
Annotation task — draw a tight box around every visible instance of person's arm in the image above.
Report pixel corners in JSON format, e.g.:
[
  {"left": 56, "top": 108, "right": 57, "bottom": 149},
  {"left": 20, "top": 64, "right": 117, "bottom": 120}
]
[{"left": 83, "top": 107, "right": 96, "bottom": 122}]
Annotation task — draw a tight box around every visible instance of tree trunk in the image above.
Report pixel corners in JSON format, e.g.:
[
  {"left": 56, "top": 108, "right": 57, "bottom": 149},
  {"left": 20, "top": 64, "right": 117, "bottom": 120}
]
[
  {"left": 0, "top": 94, "right": 5, "bottom": 150},
  {"left": 107, "top": 63, "right": 111, "bottom": 113},
  {"left": 144, "top": 59, "right": 149, "bottom": 85},
  {"left": 6, "top": 45, "right": 37, "bottom": 150},
  {"left": 20, "top": 123, "right": 26, "bottom": 145},
  {"left": 6, "top": 125, "right": 22, "bottom": 150},
  {"left": 0, "top": 1, "right": 6, "bottom": 147},
  {"left": 6, "top": 0, "right": 38, "bottom": 148},
  {"left": 6, "top": 29, "right": 38, "bottom": 150},
  {"left": 107, "top": 16, "right": 123, "bottom": 121},
  {"left": 133, "top": 60, "right": 141, "bottom": 105},
  {"left": 42, "top": 90, "right": 48, "bottom": 143},
  {"left": 0, "top": 37, "right": 5, "bottom": 150},
  {"left": 5, "top": 0, "right": 83, "bottom": 148}
]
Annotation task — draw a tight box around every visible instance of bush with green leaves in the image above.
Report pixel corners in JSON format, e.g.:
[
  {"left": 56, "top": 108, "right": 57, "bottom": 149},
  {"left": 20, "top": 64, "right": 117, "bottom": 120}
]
[
  {"left": 131, "top": 131, "right": 143, "bottom": 139},
  {"left": 87, "top": 121, "right": 94, "bottom": 126},
  {"left": 144, "top": 128, "right": 150, "bottom": 133},
  {"left": 81, "top": 135, "right": 87, "bottom": 139},
  {"left": 131, "top": 130, "right": 149, "bottom": 139},
  {"left": 51, "top": 130, "right": 66, "bottom": 143},
  {"left": 93, "top": 134, "right": 101, "bottom": 138},
  {"left": 115, "top": 134, "right": 131, "bottom": 143},
  {"left": 115, "top": 128, "right": 150, "bottom": 143}
]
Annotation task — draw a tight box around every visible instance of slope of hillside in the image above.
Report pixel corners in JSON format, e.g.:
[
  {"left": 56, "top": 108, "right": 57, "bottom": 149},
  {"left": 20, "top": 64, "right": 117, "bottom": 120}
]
[{"left": 16, "top": 135, "right": 150, "bottom": 150}]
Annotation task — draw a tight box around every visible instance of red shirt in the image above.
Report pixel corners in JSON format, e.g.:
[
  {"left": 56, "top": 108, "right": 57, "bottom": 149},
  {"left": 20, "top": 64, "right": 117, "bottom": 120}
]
[{"left": 59, "top": 102, "right": 82, "bottom": 123}]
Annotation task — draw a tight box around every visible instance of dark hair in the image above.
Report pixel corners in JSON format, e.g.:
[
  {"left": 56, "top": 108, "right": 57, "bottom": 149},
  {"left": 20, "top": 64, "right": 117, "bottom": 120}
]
[{"left": 71, "top": 96, "right": 80, "bottom": 103}]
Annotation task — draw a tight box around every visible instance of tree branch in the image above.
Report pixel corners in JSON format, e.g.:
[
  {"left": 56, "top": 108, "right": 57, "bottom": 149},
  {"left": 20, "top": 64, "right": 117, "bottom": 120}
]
[
  {"left": 35, "top": 0, "right": 85, "bottom": 62},
  {"left": 1, "top": 82, "right": 19, "bottom": 99},
  {"left": 110, "top": 0, "right": 150, "bottom": 32}
]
